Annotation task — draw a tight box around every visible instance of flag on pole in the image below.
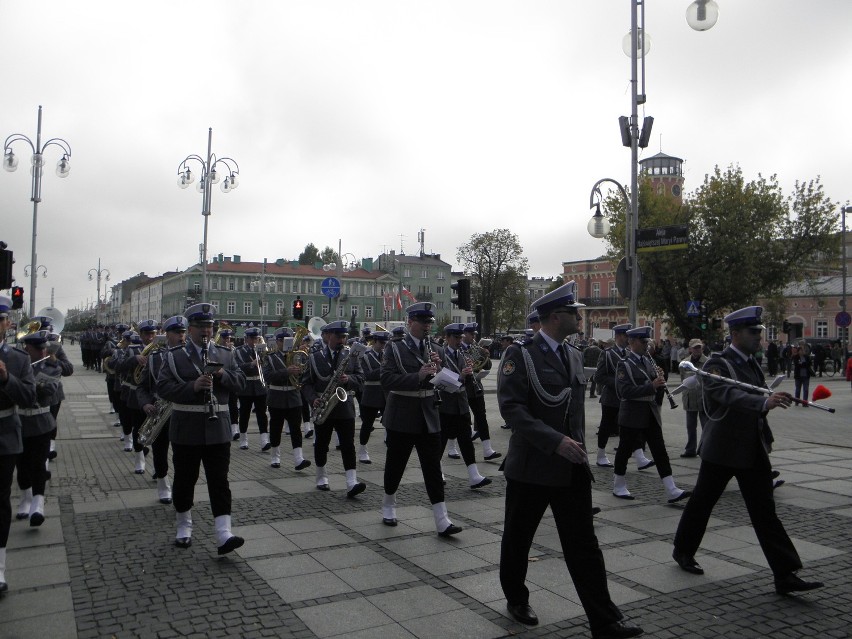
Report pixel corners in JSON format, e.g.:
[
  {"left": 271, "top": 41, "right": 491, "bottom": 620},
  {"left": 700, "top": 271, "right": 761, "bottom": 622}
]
[
  {"left": 402, "top": 287, "right": 417, "bottom": 303},
  {"left": 396, "top": 293, "right": 403, "bottom": 310}
]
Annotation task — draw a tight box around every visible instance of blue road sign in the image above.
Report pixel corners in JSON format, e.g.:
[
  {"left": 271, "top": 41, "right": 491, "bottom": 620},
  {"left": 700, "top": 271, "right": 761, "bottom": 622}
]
[
  {"left": 686, "top": 300, "right": 700, "bottom": 317},
  {"left": 836, "top": 311, "right": 851, "bottom": 328},
  {"left": 321, "top": 277, "right": 341, "bottom": 298}
]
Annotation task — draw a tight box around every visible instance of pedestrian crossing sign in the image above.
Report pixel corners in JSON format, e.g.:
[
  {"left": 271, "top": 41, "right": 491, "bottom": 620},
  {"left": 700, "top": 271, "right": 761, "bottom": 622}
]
[{"left": 686, "top": 301, "right": 700, "bottom": 317}]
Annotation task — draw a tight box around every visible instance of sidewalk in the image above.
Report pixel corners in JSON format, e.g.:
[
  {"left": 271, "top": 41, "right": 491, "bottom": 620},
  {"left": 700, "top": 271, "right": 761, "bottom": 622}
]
[{"left": 2, "top": 349, "right": 850, "bottom": 638}]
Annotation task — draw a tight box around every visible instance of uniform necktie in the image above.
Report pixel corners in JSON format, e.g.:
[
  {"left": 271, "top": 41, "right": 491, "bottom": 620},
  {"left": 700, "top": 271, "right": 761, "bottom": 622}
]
[
  {"left": 557, "top": 344, "right": 571, "bottom": 376},
  {"left": 332, "top": 349, "right": 339, "bottom": 369},
  {"left": 419, "top": 340, "right": 425, "bottom": 359}
]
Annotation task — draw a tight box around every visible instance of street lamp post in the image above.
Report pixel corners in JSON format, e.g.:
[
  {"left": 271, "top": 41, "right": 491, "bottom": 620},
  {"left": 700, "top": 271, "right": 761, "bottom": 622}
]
[
  {"left": 841, "top": 205, "right": 850, "bottom": 359},
  {"left": 88, "top": 258, "right": 111, "bottom": 326},
  {"left": 322, "top": 240, "right": 358, "bottom": 318},
  {"left": 24, "top": 264, "right": 48, "bottom": 280},
  {"left": 177, "top": 128, "right": 240, "bottom": 301},
  {"left": 250, "top": 258, "right": 277, "bottom": 334},
  {"left": 587, "top": 178, "right": 633, "bottom": 321},
  {"left": 3, "top": 106, "right": 72, "bottom": 316}
]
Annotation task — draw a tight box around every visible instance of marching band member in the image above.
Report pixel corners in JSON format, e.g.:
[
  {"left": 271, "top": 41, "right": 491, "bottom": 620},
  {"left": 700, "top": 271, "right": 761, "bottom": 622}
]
[
  {"left": 295, "top": 334, "right": 315, "bottom": 441},
  {"left": 301, "top": 321, "right": 365, "bottom": 497},
  {"left": 0, "top": 296, "right": 37, "bottom": 593},
  {"left": 357, "top": 330, "right": 388, "bottom": 464},
  {"left": 439, "top": 323, "right": 490, "bottom": 489},
  {"left": 380, "top": 303, "right": 462, "bottom": 537},
  {"left": 594, "top": 324, "right": 634, "bottom": 468},
  {"left": 234, "top": 327, "right": 270, "bottom": 451},
  {"left": 156, "top": 303, "right": 246, "bottom": 554},
  {"left": 497, "top": 281, "right": 642, "bottom": 638},
  {"left": 15, "top": 330, "right": 60, "bottom": 527},
  {"left": 113, "top": 328, "right": 136, "bottom": 451},
  {"left": 461, "top": 323, "right": 501, "bottom": 461},
  {"left": 673, "top": 306, "right": 823, "bottom": 594},
  {"left": 30, "top": 317, "right": 73, "bottom": 466},
  {"left": 215, "top": 326, "right": 240, "bottom": 441},
  {"left": 102, "top": 324, "right": 126, "bottom": 430},
  {"left": 118, "top": 320, "right": 159, "bottom": 474},
  {"left": 612, "top": 326, "right": 690, "bottom": 503},
  {"left": 263, "top": 328, "right": 311, "bottom": 471}
]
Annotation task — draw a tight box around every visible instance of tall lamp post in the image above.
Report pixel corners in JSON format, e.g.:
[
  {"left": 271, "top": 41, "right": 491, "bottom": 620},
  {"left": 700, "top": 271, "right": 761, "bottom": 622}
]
[
  {"left": 586, "top": 1, "right": 718, "bottom": 326},
  {"left": 587, "top": 178, "right": 633, "bottom": 322},
  {"left": 841, "top": 205, "right": 850, "bottom": 359},
  {"left": 88, "top": 258, "right": 111, "bottom": 326},
  {"left": 322, "top": 240, "right": 358, "bottom": 318},
  {"left": 177, "top": 128, "right": 240, "bottom": 301},
  {"left": 3, "top": 106, "right": 72, "bottom": 316}
]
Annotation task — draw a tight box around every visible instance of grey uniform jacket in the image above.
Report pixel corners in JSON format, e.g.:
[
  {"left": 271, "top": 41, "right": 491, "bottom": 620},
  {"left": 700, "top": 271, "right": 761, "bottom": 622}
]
[
  {"left": 616, "top": 354, "right": 662, "bottom": 429},
  {"left": 301, "top": 347, "right": 364, "bottom": 421},
  {"left": 20, "top": 360, "right": 60, "bottom": 438},
  {"left": 263, "top": 351, "right": 303, "bottom": 410},
  {"left": 157, "top": 342, "right": 246, "bottom": 446},
  {"left": 51, "top": 344, "right": 74, "bottom": 404},
  {"left": 118, "top": 344, "right": 143, "bottom": 408},
  {"left": 380, "top": 336, "right": 442, "bottom": 434},
  {"left": 595, "top": 346, "right": 626, "bottom": 408},
  {"left": 0, "top": 343, "right": 37, "bottom": 455},
  {"left": 234, "top": 344, "right": 267, "bottom": 397},
  {"left": 358, "top": 349, "right": 385, "bottom": 409},
  {"left": 136, "top": 348, "right": 168, "bottom": 408},
  {"left": 698, "top": 348, "right": 772, "bottom": 469},
  {"left": 497, "top": 334, "right": 589, "bottom": 487},
  {"left": 437, "top": 347, "right": 470, "bottom": 416}
]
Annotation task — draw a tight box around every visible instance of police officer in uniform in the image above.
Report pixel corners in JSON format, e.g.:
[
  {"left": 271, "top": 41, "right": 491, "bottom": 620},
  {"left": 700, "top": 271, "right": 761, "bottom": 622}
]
[
  {"left": 672, "top": 306, "right": 823, "bottom": 595},
  {"left": 357, "top": 330, "right": 388, "bottom": 464},
  {"left": 301, "top": 321, "right": 366, "bottom": 497},
  {"left": 234, "top": 327, "right": 270, "bottom": 451},
  {"left": 102, "top": 324, "right": 125, "bottom": 427},
  {"left": 119, "top": 320, "right": 159, "bottom": 474},
  {"left": 380, "top": 303, "right": 462, "bottom": 537},
  {"left": 594, "top": 324, "right": 636, "bottom": 468},
  {"left": 461, "top": 323, "right": 501, "bottom": 461},
  {"left": 157, "top": 303, "right": 246, "bottom": 554},
  {"left": 497, "top": 282, "right": 641, "bottom": 638},
  {"left": 0, "top": 296, "right": 37, "bottom": 593},
  {"left": 215, "top": 326, "right": 240, "bottom": 441},
  {"left": 263, "top": 327, "right": 311, "bottom": 471},
  {"left": 612, "top": 327, "right": 689, "bottom": 503},
  {"left": 15, "top": 330, "right": 60, "bottom": 526}
]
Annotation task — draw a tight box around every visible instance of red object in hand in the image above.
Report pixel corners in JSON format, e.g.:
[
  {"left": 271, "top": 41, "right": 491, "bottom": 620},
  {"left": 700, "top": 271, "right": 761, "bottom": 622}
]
[{"left": 812, "top": 384, "right": 832, "bottom": 401}]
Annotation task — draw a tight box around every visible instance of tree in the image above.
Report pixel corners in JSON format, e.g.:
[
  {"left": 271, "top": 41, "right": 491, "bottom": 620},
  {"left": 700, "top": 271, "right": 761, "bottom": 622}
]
[
  {"left": 319, "top": 246, "right": 340, "bottom": 266},
  {"left": 601, "top": 166, "right": 839, "bottom": 338},
  {"left": 457, "top": 229, "right": 529, "bottom": 335},
  {"left": 298, "top": 243, "right": 320, "bottom": 265}
]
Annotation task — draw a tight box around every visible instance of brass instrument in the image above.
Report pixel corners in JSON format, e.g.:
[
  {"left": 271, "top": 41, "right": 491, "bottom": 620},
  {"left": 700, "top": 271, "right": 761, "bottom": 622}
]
[
  {"left": 137, "top": 399, "right": 173, "bottom": 446},
  {"left": 253, "top": 338, "right": 268, "bottom": 388},
  {"left": 423, "top": 335, "right": 442, "bottom": 408},
  {"left": 102, "top": 323, "right": 137, "bottom": 375},
  {"left": 134, "top": 334, "right": 167, "bottom": 385},
  {"left": 214, "top": 322, "right": 234, "bottom": 348},
  {"left": 310, "top": 346, "right": 353, "bottom": 425},
  {"left": 16, "top": 320, "right": 42, "bottom": 343},
  {"left": 200, "top": 337, "right": 218, "bottom": 421},
  {"left": 285, "top": 325, "right": 310, "bottom": 388},
  {"left": 467, "top": 342, "right": 491, "bottom": 374},
  {"left": 655, "top": 365, "right": 679, "bottom": 409}
]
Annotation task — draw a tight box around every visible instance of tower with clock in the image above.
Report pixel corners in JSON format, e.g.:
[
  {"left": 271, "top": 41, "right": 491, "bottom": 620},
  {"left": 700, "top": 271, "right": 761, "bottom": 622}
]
[{"left": 639, "top": 151, "right": 685, "bottom": 203}]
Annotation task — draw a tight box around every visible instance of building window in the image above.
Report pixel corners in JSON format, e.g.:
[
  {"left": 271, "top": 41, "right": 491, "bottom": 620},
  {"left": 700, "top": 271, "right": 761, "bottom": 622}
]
[
  {"left": 421, "top": 268, "right": 428, "bottom": 279},
  {"left": 259, "top": 301, "right": 268, "bottom": 315},
  {"left": 839, "top": 327, "right": 848, "bottom": 342},
  {"left": 592, "top": 283, "right": 600, "bottom": 300},
  {"left": 228, "top": 280, "right": 235, "bottom": 291},
  {"left": 321, "top": 303, "right": 329, "bottom": 316},
  {"left": 436, "top": 301, "right": 444, "bottom": 309},
  {"left": 816, "top": 320, "right": 828, "bottom": 338},
  {"left": 767, "top": 326, "right": 777, "bottom": 342},
  {"left": 351, "top": 305, "right": 359, "bottom": 318},
  {"left": 452, "top": 315, "right": 461, "bottom": 323},
  {"left": 275, "top": 300, "right": 284, "bottom": 315},
  {"left": 193, "top": 282, "right": 200, "bottom": 293},
  {"left": 337, "top": 304, "right": 345, "bottom": 318},
  {"left": 307, "top": 280, "right": 315, "bottom": 294},
  {"left": 291, "top": 280, "right": 298, "bottom": 294},
  {"left": 227, "top": 301, "right": 236, "bottom": 314},
  {"left": 244, "top": 301, "right": 252, "bottom": 315},
  {"left": 437, "top": 271, "right": 446, "bottom": 280},
  {"left": 365, "top": 306, "right": 373, "bottom": 319},
  {"left": 436, "top": 286, "right": 445, "bottom": 295},
  {"left": 210, "top": 301, "right": 219, "bottom": 314},
  {"left": 404, "top": 267, "right": 411, "bottom": 278}
]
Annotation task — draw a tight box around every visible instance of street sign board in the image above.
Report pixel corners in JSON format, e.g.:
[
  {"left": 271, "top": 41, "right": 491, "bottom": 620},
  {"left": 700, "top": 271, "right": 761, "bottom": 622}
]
[
  {"left": 636, "top": 224, "right": 689, "bottom": 253},
  {"left": 686, "top": 300, "right": 701, "bottom": 317},
  {"left": 835, "top": 311, "right": 851, "bottom": 328},
  {"left": 321, "top": 277, "right": 341, "bottom": 298}
]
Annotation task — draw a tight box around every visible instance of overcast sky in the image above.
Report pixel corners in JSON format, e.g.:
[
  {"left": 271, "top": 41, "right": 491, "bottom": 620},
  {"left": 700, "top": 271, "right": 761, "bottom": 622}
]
[{"left": 2, "top": 0, "right": 850, "bottom": 315}]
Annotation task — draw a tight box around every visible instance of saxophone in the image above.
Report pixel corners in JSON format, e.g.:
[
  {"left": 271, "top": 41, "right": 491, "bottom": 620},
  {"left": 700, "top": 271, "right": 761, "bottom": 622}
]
[
  {"left": 310, "top": 346, "right": 353, "bottom": 425},
  {"left": 137, "top": 399, "right": 173, "bottom": 447}
]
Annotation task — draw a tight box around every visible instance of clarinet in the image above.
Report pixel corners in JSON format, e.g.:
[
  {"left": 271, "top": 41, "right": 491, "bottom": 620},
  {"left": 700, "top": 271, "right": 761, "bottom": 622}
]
[
  {"left": 423, "top": 335, "right": 442, "bottom": 408},
  {"left": 200, "top": 337, "right": 218, "bottom": 421}
]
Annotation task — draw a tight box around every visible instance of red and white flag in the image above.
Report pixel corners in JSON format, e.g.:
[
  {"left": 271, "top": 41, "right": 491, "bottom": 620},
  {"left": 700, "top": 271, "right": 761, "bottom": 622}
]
[
  {"left": 402, "top": 287, "right": 417, "bottom": 303},
  {"left": 396, "top": 293, "right": 403, "bottom": 310}
]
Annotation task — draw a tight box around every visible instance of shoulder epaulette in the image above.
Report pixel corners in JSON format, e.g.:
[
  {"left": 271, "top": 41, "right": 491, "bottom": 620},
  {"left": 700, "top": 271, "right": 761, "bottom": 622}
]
[
  {"left": 564, "top": 342, "right": 582, "bottom": 352},
  {"left": 514, "top": 336, "right": 534, "bottom": 347},
  {"left": 168, "top": 345, "right": 185, "bottom": 352}
]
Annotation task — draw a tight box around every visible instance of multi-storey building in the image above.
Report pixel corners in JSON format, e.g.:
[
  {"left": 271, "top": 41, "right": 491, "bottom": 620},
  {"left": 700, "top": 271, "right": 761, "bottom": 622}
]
[{"left": 375, "top": 250, "right": 455, "bottom": 322}]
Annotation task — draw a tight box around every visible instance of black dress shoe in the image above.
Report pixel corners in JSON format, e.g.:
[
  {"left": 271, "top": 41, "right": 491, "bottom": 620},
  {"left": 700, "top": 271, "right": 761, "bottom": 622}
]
[
  {"left": 638, "top": 460, "right": 656, "bottom": 471},
  {"left": 359, "top": 458, "right": 372, "bottom": 464},
  {"left": 773, "top": 479, "right": 785, "bottom": 490},
  {"left": 159, "top": 497, "right": 173, "bottom": 505},
  {"left": 668, "top": 490, "right": 692, "bottom": 504},
  {"left": 262, "top": 442, "right": 272, "bottom": 452},
  {"left": 316, "top": 484, "right": 330, "bottom": 491},
  {"left": 48, "top": 450, "right": 57, "bottom": 460},
  {"left": 382, "top": 518, "right": 398, "bottom": 527},
  {"left": 271, "top": 462, "right": 281, "bottom": 469},
  {"left": 470, "top": 477, "right": 492, "bottom": 489},
  {"left": 484, "top": 451, "right": 502, "bottom": 461},
  {"left": 174, "top": 537, "right": 192, "bottom": 549},
  {"left": 672, "top": 550, "right": 704, "bottom": 575},
  {"left": 232, "top": 433, "right": 240, "bottom": 441},
  {"left": 774, "top": 573, "right": 824, "bottom": 595},
  {"left": 217, "top": 535, "right": 245, "bottom": 555},
  {"left": 471, "top": 431, "right": 481, "bottom": 441},
  {"left": 29, "top": 513, "right": 45, "bottom": 527},
  {"left": 447, "top": 453, "right": 461, "bottom": 460},
  {"left": 506, "top": 603, "right": 538, "bottom": 625},
  {"left": 295, "top": 460, "right": 311, "bottom": 471},
  {"left": 613, "top": 493, "right": 635, "bottom": 500},
  {"left": 346, "top": 482, "right": 366, "bottom": 498},
  {"left": 591, "top": 621, "right": 644, "bottom": 638},
  {"left": 438, "top": 523, "right": 462, "bottom": 538},
  {"left": 304, "top": 429, "right": 314, "bottom": 439},
  {"left": 597, "top": 461, "right": 614, "bottom": 467},
  {"left": 680, "top": 452, "right": 697, "bottom": 458},
  {"left": 771, "top": 470, "right": 781, "bottom": 479},
  {"left": 0, "top": 580, "right": 7, "bottom": 594},
  {"left": 591, "top": 506, "right": 602, "bottom": 516}
]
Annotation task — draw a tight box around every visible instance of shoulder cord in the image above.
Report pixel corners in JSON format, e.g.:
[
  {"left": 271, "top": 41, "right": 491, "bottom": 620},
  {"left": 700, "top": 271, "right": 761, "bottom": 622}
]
[
  {"left": 700, "top": 356, "right": 764, "bottom": 422},
  {"left": 309, "top": 352, "right": 332, "bottom": 383},
  {"left": 520, "top": 346, "right": 571, "bottom": 407},
  {"left": 615, "top": 357, "right": 643, "bottom": 401}
]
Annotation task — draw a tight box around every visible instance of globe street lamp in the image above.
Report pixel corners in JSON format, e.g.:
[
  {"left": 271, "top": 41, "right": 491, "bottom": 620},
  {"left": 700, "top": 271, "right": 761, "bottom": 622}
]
[
  {"left": 3, "top": 106, "right": 71, "bottom": 315},
  {"left": 24, "top": 264, "right": 48, "bottom": 279},
  {"left": 587, "top": 178, "right": 633, "bottom": 321},
  {"left": 177, "top": 128, "right": 240, "bottom": 300},
  {"left": 88, "top": 258, "right": 111, "bottom": 326}
]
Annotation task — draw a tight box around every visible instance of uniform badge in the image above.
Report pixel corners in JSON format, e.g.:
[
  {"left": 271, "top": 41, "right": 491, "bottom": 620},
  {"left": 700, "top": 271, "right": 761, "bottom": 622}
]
[
  {"left": 617, "top": 370, "right": 625, "bottom": 380},
  {"left": 709, "top": 366, "right": 722, "bottom": 376},
  {"left": 502, "top": 360, "right": 516, "bottom": 376}
]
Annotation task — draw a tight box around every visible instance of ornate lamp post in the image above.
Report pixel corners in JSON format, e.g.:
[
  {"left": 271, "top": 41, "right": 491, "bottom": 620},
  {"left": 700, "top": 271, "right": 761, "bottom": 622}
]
[
  {"left": 177, "top": 128, "right": 240, "bottom": 300},
  {"left": 3, "top": 106, "right": 71, "bottom": 315},
  {"left": 88, "top": 258, "right": 111, "bottom": 326}
]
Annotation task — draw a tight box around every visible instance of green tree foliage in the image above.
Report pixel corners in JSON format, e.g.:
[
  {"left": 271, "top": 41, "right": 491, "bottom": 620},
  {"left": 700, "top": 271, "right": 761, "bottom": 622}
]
[
  {"left": 298, "top": 243, "right": 320, "bottom": 265},
  {"left": 319, "top": 246, "right": 340, "bottom": 266},
  {"left": 602, "top": 166, "right": 839, "bottom": 338},
  {"left": 457, "top": 229, "right": 529, "bottom": 335}
]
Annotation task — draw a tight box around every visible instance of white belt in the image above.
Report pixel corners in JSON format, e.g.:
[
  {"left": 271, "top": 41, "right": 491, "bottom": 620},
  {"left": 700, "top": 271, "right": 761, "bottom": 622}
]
[
  {"left": 172, "top": 403, "right": 228, "bottom": 413},
  {"left": 268, "top": 385, "right": 297, "bottom": 391},
  {"left": 364, "top": 381, "right": 381, "bottom": 386},
  {"left": 19, "top": 406, "right": 50, "bottom": 417},
  {"left": 245, "top": 376, "right": 261, "bottom": 381},
  {"left": 390, "top": 390, "right": 435, "bottom": 398},
  {"left": 0, "top": 407, "right": 18, "bottom": 418},
  {"left": 121, "top": 381, "right": 138, "bottom": 390}
]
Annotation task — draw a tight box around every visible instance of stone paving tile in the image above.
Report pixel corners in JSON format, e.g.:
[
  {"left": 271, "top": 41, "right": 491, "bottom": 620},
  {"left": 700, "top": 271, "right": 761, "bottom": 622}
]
[
  {"left": 268, "top": 570, "right": 354, "bottom": 602},
  {"left": 335, "top": 562, "right": 419, "bottom": 589},
  {"left": 367, "top": 584, "right": 467, "bottom": 621},
  {"left": 407, "top": 547, "right": 492, "bottom": 576},
  {"left": 288, "top": 528, "right": 358, "bottom": 550},
  {"left": 620, "top": 556, "right": 755, "bottom": 593},
  {"left": 400, "top": 607, "right": 506, "bottom": 639},
  {"left": 486, "top": 587, "right": 586, "bottom": 626},
  {"left": 249, "top": 553, "right": 328, "bottom": 580},
  {"left": 295, "top": 597, "right": 394, "bottom": 637},
  {"left": 449, "top": 568, "right": 526, "bottom": 604},
  {"left": 234, "top": 534, "right": 299, "bottom": 558},
  {"left": 310, "top": 544, "right": 387, "bottom": 569}
]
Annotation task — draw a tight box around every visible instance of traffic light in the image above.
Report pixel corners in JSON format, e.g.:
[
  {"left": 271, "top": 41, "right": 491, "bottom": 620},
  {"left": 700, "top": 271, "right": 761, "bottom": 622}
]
[
  {"left": 451, "top": 278, "right": 472, "bottom": 311},
  {"left": 0, "top": 248, "right": 12, "bottom": 289},
  {"left": 11, "top": 286, "right": 24, "bottom": 310},
  {"left": 292, "top": 296, "right": 304, "bottom": 320}
]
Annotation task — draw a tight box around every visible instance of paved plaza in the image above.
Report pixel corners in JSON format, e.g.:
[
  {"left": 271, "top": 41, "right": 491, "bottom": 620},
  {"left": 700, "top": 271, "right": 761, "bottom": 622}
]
[{"left": 1, "top": 348, "right": 851, "bottom": 638}]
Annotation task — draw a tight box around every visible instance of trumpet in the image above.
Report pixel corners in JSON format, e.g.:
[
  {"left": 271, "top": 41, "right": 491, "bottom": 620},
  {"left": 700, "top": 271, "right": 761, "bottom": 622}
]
[{"left": 655, "top": 365, "right": 679, "bottom": 409}]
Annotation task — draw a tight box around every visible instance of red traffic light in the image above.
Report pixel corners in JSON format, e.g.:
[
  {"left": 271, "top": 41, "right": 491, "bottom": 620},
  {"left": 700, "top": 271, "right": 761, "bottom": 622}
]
[
  {"left": 11, "top": 286, "right": 24, "bottom": 310},
  {"left": 292, "top": 297, "right": 304, "bottom": 320}
]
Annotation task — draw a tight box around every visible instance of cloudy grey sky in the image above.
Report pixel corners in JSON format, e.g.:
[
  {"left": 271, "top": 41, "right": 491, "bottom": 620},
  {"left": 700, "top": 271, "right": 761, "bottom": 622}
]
[{"left": 2, "top": 0, "right": 850, "bottom": 315}]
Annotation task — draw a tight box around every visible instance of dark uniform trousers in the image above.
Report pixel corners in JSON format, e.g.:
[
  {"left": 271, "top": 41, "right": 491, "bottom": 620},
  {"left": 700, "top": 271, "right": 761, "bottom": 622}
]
[
  {"left": 0, "top": 455, "right": 15, "bottom": 547},
  {"left": 439, "top": 412, "right": 476, "bottom": 466},
  {"left": 359, "top": 406, "right": 380, "bottom": 446},
  {"left": 467, "top": 392, "right": 490, "bottom": 440},
  {"left": 384, "top": 428, "right": 444, "bottom": 503},
  {"left": 315, "top": 418, "right": 356, "bottom": 469},
  {"left": 269, "top": 406, "right": 303, "bottom": 449},
  {"left": 238, "top": 395, "right": 268, "bottom": 435},
  {"left": 16, "top": 432, "right": 51, "bottom": 496},
  {"left": 228, "top": 394, "right": 239, "bottom": 425},
  {"left": 171, "top": 442, "right": 232, "bottom": 517}
]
